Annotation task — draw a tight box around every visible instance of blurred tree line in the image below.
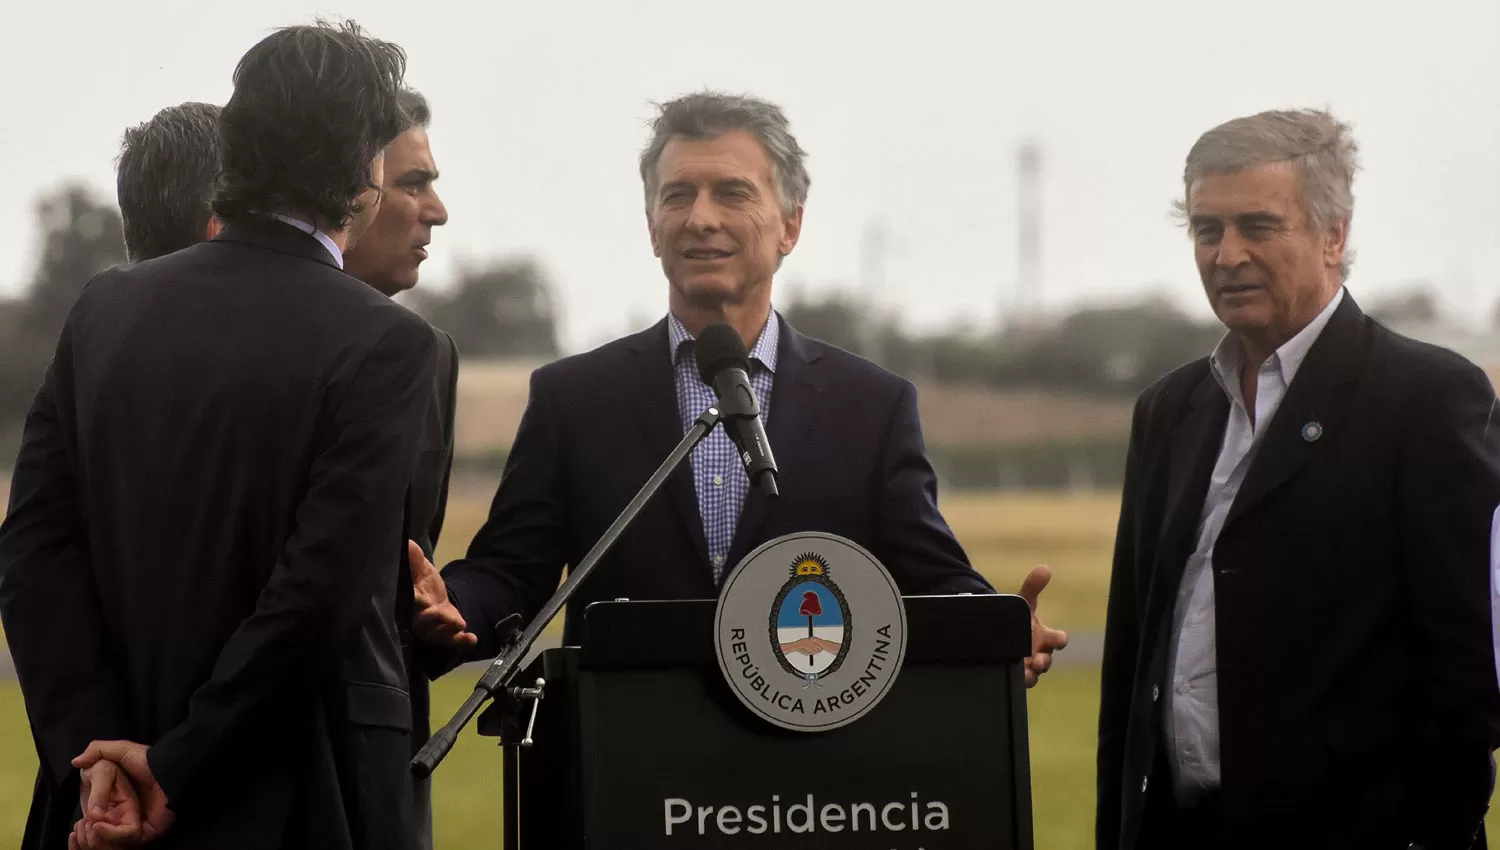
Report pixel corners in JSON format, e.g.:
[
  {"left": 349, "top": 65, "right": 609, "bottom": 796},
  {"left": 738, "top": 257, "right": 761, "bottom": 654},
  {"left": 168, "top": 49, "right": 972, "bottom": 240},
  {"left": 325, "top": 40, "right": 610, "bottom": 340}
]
[
  {"left": 0, "top": 183, "right": 560, "bottom": 454},
  {"left": 0, "top": 180, "right": 1468, "bottom": 467},
  {"left": 778, "top": 282, "right": 1462, "bottom": 400},
  {"left": 780, "top": 291, "right": 1227, "bottom": 398},
  {"left": 0, "top": 185, "right": 126, "bottom": 455},
  {"left": 397, "top": 259, "right": 560, "bottom": 359}
]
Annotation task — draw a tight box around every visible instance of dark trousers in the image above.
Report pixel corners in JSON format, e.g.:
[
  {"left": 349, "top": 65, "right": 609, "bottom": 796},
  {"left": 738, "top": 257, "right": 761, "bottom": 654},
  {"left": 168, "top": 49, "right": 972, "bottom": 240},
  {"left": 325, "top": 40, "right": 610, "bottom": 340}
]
[{"left": 1137, "top": 748, "right": 1224, "bottom": 849}]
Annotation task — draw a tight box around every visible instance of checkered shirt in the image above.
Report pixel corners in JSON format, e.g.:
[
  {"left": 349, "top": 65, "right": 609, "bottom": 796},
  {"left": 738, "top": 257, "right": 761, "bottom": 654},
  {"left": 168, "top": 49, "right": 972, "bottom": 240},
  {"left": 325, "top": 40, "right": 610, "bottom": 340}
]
[{"left": 667, "top": 311, "right": 779, "bottom": 583}]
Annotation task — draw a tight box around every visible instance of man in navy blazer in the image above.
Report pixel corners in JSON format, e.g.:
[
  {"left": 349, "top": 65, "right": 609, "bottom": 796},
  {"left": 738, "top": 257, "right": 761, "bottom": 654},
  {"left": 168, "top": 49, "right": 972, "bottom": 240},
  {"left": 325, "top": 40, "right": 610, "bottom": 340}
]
[{"left": 410, "top": 91, "right": 1067, "bottom": 683}]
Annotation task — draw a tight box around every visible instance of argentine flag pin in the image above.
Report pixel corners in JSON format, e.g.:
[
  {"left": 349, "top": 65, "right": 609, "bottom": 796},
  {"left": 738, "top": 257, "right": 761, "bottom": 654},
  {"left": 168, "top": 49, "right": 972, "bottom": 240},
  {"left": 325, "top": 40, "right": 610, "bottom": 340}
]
[{"left": 1301, "top": 421, "right": 1323, "bottom": 442}]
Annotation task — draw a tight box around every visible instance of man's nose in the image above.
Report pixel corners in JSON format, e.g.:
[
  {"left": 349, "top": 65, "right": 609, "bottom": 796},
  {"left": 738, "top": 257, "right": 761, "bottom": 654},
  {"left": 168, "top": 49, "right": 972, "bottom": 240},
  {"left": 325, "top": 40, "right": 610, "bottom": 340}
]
[
  {"left": 423, "top": 189, "right": 448, "bottom": 227},
  {"left": 684, "top": 191, "right": 721, "bottom": 233},
  {"left": 1216, "top": 228, "right": 1250, "bottom": 269}
]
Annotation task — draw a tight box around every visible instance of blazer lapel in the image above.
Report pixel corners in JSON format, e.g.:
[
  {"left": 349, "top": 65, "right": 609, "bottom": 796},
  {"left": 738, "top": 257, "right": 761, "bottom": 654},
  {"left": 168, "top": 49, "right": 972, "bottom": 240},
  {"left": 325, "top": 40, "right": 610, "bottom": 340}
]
[
  {"left": 726, "top": 317, "right": 821, "bottom": 569},
  {"left": 1222, "top": 294, "right": 1367, "bottom": 530},
  {"left": 626, "top": 320, "right": 710, "bottom": 566},
  {"left": 1147, "top": 369, "right": 1229, "bottom": 625}
]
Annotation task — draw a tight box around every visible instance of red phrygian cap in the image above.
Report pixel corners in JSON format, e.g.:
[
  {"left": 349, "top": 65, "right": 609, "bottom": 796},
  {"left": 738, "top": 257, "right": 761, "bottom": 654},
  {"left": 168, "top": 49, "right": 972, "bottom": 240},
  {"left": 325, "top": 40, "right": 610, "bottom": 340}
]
[{"left": 799, "top": 592, "right": 822, "bottom": 617}]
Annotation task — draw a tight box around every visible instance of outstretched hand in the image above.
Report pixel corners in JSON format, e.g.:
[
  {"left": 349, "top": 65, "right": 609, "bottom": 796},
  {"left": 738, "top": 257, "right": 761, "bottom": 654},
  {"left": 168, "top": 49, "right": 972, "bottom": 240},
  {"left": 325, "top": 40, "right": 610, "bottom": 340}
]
[
  {"left": 410, "top": 540, "right": 478, "bottom": 648},
  {"left": 1017, "top": 564, "right": 1069, "bottom": 688}
]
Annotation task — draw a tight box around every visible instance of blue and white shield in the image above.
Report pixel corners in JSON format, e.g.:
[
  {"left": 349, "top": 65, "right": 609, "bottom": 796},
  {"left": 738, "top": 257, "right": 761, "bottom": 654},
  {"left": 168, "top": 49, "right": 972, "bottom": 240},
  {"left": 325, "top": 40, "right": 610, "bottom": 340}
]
[{"left": 773, "top": 580, "right": 847, "bottom": 678}]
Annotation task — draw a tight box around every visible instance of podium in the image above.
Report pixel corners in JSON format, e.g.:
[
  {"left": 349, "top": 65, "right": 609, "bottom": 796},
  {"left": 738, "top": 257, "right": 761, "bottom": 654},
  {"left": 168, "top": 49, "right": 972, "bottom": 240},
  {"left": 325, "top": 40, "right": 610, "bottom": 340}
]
[{"left": 478, "top": 593, "right": 1035, "bottom": 849}]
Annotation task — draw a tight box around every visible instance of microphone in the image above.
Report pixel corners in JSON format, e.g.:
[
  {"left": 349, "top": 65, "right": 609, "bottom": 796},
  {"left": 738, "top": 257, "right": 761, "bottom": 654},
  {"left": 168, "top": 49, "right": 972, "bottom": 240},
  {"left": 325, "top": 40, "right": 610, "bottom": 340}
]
[{"left": 695, "top": 323, "right": 779, "bottom": 498}]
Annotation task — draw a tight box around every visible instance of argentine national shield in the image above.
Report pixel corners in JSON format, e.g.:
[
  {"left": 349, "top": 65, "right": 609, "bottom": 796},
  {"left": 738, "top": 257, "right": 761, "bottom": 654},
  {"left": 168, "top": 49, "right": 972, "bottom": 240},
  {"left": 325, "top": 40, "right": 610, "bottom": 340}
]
[
  {"left": 715, "top": 532, "right": 908, "bottom": 732},
  {"left": 772, "top": 553, "right": 851, "bottom": 681}
]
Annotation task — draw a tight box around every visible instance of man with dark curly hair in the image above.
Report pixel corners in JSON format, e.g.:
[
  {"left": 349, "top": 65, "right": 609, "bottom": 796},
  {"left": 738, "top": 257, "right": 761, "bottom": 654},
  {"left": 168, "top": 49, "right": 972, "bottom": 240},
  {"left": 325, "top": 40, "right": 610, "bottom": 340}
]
[{"left": 0, "top": 20, "right": 437, "bottom": 850}]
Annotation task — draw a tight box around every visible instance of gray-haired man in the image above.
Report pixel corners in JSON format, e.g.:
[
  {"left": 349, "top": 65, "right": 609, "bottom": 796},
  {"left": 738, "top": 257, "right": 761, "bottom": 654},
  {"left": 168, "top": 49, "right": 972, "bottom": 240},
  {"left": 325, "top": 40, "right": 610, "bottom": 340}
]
[
  {"left": 409, "top": 90, "right": 1068, "bottom": 688},
  {"left": 116, "top": 102, "right": 224, "bottom": 263},
  {"left": 1097, "top": 108, "right": 1500, "bottom": 849}
]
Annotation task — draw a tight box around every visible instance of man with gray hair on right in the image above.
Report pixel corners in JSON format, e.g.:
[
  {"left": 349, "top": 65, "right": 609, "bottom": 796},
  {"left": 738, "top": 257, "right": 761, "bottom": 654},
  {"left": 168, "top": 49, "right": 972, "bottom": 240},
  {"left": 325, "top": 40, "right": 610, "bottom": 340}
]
[{"left": 1097, "top": 107, "right": 1500, "bottom": 849}]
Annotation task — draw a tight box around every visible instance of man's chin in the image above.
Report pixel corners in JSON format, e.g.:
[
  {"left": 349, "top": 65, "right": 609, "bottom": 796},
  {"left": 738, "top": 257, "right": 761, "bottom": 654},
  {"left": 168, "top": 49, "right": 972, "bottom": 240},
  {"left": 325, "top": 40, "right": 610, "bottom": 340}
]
[
  {"left": 674, "top": 277, "right": 742, "bottom": 307},
  {"left": 360, "top": 270, "right": 418, "bottom": 298},
  {"left": 1215, "top": 304, "right": 1273, "bottom": 334}
]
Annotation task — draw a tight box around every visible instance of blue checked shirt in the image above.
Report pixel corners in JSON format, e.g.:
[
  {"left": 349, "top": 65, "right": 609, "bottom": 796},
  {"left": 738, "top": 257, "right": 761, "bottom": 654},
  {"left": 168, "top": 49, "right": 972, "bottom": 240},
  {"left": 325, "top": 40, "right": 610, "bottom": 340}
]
[{"left": 668, "top": 311, "right": 779, "bottom": 584}]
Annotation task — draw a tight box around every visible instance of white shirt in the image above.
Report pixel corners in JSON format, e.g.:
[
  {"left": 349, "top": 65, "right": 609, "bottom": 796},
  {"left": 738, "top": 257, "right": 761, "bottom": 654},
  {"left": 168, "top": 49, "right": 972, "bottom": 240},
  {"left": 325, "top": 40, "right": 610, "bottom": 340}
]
[
  {"left": 1165, "top": 287, "right": 1346, "bottom": 803},
  {"left": 270, "top": 213, "right": 344, "bottom": 269}
]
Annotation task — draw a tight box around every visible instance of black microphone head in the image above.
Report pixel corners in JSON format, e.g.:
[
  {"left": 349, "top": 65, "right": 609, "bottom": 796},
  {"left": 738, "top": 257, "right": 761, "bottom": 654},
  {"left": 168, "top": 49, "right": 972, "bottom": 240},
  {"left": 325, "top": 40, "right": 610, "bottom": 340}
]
[{"left": 695, "top": 322, "right": 750, "bottom": 386}]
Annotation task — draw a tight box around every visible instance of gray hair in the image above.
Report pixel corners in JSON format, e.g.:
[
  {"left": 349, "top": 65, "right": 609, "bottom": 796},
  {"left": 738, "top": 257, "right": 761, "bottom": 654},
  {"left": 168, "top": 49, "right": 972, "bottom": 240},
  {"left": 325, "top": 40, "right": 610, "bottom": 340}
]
[
  {"left": 116, "top": 102, "right": 223, "bottom": 263},
  {"left": 399, "top": 87, "right": 431, "bottom": 131},
  {"left": 1175, "top": 108, "right": 1360, "bottom": 280},
  {"left": 638, "top": 91, "right": 810, "bottom": 217}
]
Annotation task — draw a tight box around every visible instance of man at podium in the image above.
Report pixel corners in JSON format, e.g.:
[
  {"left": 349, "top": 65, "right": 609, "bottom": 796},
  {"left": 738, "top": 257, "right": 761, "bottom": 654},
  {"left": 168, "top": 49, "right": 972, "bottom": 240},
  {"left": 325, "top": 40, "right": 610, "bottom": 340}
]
[{"left": 409, "top": 91, "right": 1067, "bottom": 686}]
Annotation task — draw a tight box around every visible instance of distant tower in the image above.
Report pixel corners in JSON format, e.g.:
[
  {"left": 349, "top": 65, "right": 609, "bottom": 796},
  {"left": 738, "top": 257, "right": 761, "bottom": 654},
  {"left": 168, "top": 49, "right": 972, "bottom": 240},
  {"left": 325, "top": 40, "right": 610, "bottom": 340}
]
[{"left": 1013, "top": 141, "right": 1043, "bottom": 329}]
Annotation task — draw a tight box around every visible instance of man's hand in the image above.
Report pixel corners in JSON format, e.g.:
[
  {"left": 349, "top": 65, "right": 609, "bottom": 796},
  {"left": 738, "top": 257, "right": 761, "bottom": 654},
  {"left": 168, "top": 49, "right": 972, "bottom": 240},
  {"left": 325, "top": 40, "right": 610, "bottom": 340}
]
[
  {"left": 71, "top": 740, "right": 174, "bottom": 846},
  {"left": 1017, "top": 564, "right": 1068, "bottom": 688},
  {"left": 71, "top": 757, "right": 141, "bottom": 849},
  {"left": 410, "top": 540, "right": 478, "bottom": 647}
]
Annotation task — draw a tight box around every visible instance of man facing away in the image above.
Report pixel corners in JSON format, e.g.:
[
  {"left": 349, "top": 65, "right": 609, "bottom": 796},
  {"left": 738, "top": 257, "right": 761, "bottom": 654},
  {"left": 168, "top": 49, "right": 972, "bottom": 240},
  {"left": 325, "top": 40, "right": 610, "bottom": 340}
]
[
  {"left": 114, "top": 102, "right": 223, "bottom": 263},
  {"left": 105, "top": 86, "right": 457, "bottom": 850},
  {"left": 1096, "top": 108, "right": 1500, "bottom": 850},
  {"left": 0, "top": 20, "right": 437, "bottom": 850}
]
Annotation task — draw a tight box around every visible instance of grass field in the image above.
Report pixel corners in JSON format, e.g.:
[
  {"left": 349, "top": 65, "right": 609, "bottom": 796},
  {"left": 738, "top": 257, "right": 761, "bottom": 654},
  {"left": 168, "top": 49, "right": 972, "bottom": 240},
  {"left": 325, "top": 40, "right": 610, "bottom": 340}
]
[{"left": 2, "top": 487, "right": 1498, "bottom": 846}]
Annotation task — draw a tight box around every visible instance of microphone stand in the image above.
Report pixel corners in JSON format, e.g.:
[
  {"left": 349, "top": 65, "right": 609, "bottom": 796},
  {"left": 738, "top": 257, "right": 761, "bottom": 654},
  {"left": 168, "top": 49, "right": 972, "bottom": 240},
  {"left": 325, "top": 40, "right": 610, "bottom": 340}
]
[{"left": 411, "top": 404, "right": 723, "bottom": 777}]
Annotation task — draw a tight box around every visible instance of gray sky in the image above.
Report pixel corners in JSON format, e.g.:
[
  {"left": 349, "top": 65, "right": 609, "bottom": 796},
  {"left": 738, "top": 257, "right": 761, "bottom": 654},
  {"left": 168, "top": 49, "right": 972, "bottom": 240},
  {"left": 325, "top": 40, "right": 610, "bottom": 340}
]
[{"left": 2, "top": 0, "right": 1496, "bottom": 353}]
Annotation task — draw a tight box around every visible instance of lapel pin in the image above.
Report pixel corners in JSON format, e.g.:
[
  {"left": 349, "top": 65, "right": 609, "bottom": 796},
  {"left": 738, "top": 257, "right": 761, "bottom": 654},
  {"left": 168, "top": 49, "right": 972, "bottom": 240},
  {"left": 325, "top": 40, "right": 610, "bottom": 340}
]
[{"left": 1301, "top": 421, "right": 1323, "bottom": 442}]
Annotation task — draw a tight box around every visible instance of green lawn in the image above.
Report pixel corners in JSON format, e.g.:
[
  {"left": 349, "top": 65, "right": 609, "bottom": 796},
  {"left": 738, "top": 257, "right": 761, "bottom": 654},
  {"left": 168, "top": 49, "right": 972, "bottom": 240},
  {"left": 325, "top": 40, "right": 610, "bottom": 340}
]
[
  {"left": 3, "top": 487, "right": 1497, "bottom": 845},
  {"left": 0, "top": 682, "right": 34, "bottom": 838},
  {"left": 0, "top": 669, "right": 1100, "bottom": 847},
  {"left": 5, "top": 666, "right": 1500, "bottom": 847}
]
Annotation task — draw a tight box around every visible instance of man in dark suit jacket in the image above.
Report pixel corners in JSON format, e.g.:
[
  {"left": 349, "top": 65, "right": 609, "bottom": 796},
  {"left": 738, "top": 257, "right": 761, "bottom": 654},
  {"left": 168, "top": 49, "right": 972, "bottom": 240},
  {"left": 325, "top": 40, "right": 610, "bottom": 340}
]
[
  {"left": 102, "top": 84, "right": 457, "bottom": 850},
  {"left": 0, "top": 22, "right": 434, "bottom": 850},
  {"left": 410, "top": 91, "right": 1068, "bottom": 687},
  {"left": 1097, "top": 108, "right": 1500, "bottom": 850},
  {"left": 343, "top": 86, "right": 455, "bottom": 850}
]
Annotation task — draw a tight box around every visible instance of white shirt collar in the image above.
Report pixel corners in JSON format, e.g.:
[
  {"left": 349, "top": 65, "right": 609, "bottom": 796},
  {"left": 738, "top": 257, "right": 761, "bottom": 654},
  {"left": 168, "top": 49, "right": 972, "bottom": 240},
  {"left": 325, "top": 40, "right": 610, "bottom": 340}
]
[
  {"left": 270, "top": 213, "right": 344, "bottom": 269},
  {"left": 1210, "top": 286, "right": 1345, "bottom": 391}
]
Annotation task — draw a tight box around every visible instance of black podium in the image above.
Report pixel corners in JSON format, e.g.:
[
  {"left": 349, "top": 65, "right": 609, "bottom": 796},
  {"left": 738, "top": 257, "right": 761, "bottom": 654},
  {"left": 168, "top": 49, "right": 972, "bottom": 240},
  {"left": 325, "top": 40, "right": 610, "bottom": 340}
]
[{"left": 478, "top": 593, "right": 1035, "bottom": 849}]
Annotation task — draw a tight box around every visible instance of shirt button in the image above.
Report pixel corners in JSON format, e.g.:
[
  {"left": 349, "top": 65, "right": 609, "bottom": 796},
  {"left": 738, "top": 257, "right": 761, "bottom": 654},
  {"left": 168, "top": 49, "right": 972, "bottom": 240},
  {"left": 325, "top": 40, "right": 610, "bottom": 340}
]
[
  {"left": 713, "top": 555, "right": 725, "bottom": 567},
  {"left": 1178, "top": 683, "right": 1191, "bottom": 694},
  {"left": 1152, "top": 686, "right": 1160, "bottom": 702},
  {"left": 713, "top": 475, "right": 724, "bottom": 487}
]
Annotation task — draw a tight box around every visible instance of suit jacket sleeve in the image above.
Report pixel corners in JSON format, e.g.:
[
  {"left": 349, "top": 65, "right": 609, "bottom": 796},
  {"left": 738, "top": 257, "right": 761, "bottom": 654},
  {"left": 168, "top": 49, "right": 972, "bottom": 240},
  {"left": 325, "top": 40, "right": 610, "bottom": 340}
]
[
  {"left": 434, "top": 368, "right": 568, "bottom": 671},
  {"left": 1096, "top": 392, "right": 1149, "bottom": 850},
  {"left": 145, "top": 316, "right": 438, "bottom": 808},
  {"left": 872, "top": 380, "right": 993, "bottom": 595},
  {"left": 0, "top": 318, "right": 133, "bottom": 787},
  {"left": 1399, "top": 357, "right": 1500, "bottom": 849},
  {"left": 424, "top": 333, "right": 461, "bottom": 551}
]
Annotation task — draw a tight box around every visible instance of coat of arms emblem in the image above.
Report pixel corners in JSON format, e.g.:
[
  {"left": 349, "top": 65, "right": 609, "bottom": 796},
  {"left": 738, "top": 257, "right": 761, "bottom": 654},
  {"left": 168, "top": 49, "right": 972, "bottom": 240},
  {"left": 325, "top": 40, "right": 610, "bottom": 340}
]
[
  {"left": 715, "top": 532, "right": 908, "bottom": 732},
  {"left": 771, "top": 552, "right": 851, "bottom": 683}
]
